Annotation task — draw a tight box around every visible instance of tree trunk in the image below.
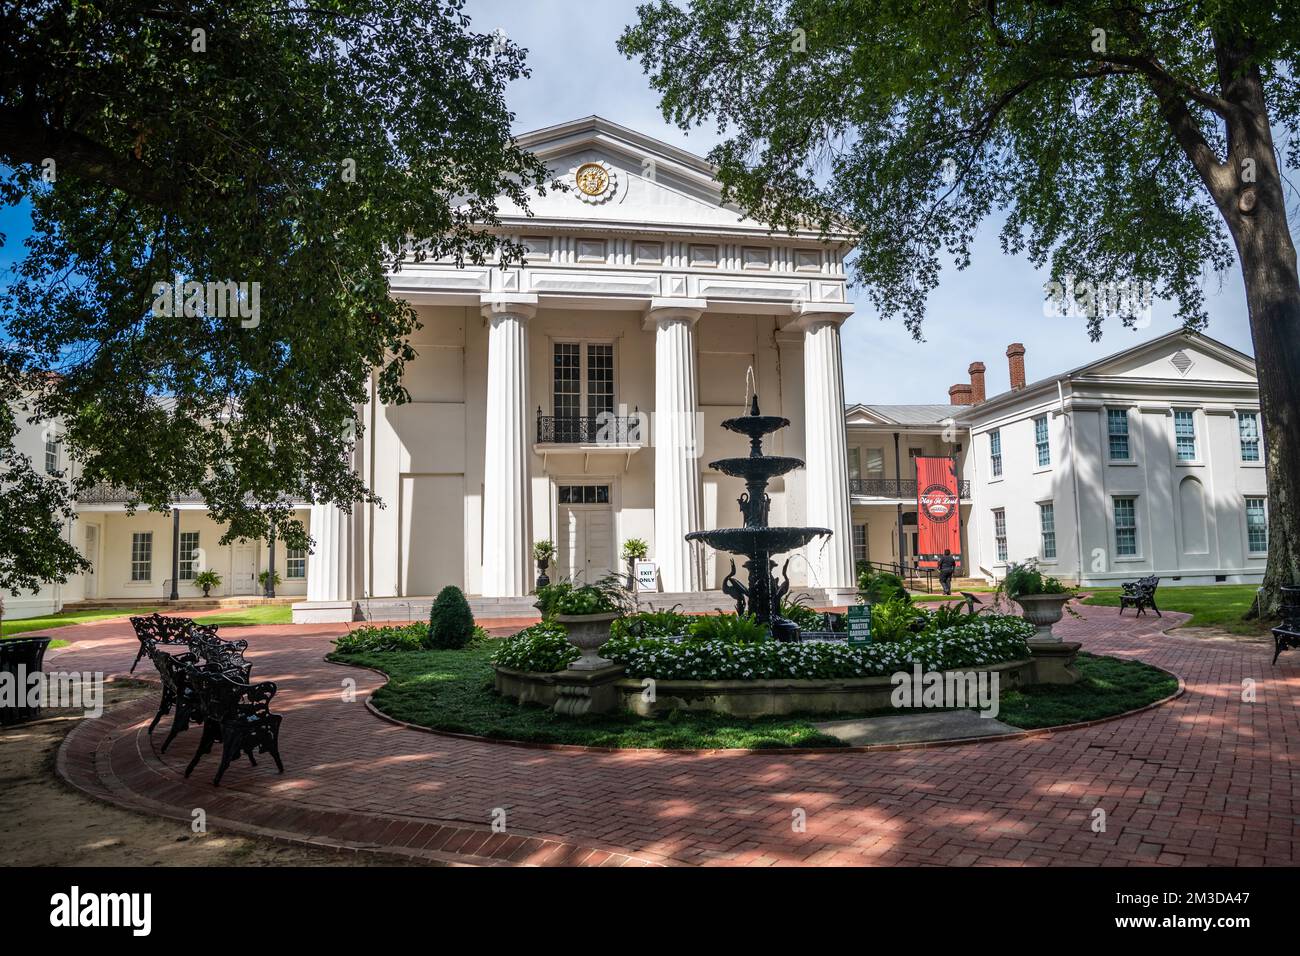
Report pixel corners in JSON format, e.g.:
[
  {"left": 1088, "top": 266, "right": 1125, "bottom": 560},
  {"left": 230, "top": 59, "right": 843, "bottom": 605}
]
[{"left": 1215, "top": 44, "right": 1300, "bottom": 617}]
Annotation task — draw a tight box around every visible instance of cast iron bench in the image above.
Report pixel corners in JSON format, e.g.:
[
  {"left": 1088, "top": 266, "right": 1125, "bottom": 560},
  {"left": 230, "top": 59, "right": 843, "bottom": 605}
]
[
  {"left": 1118, "top": 576, "right": 1161, "bottom": 617},
  {"left": 129, "top": 613, "right": 216, "bottom": 673},
  {"left": 1272, "top": 586, "right": 1300, "bottom": 665},
  {"left": 182, "top": 665, "right": 284, "bottom": 786}
]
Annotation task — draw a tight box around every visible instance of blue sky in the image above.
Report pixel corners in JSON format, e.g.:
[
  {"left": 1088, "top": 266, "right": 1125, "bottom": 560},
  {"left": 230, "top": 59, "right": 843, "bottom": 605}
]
[{"left": 2, "top": 0, "right": 1260, "bottom": 405}]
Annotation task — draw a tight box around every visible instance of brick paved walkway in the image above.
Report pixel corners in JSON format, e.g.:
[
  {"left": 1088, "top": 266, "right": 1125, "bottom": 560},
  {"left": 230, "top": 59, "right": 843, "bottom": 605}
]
[{"left": 40, "top": 604, "right": 1300, "bottom": 866}]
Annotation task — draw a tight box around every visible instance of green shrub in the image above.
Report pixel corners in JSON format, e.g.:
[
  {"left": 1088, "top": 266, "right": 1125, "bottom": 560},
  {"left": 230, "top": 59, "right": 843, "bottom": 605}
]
[
  {"left": 686, "top": 612, "right": 769, "bottom": 644},
  {"left": 492, "top": 622, "right": 579, "bottom": 672},
  {"left": 428, "top": 585, "right": 476, "bottom": 649},
  {"left": 612, "top": 609, "right": 691, "bottom": 640},
  {"left": 997, "top": 559, "right": 1070, "bottom": 600},
  {"left": 858, "top": 568, "right": 910, "bottom": 604},
  {"left": 552, "top": 584, "right": 619, "bottom": 615},
  {"left": 621, "top": 538, "right": 649, "bottom": 561},
  {"left": 869, "top": 596, "right": 927, "bottom": 642},
  {"left": 333, "top": 623, "right": 429, "bottom": 653}
]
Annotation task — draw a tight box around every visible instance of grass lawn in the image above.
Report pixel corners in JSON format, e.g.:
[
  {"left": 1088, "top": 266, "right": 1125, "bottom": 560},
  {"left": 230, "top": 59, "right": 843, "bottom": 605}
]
[
  {"left": 995, "top": 653, "right": 1178, "bottom": 729},
  {"left": 1, "top": 606, "right": 158, "bottom": 648},
  {"left": 199, "top": 605, "right": 293, "bottom": 627},
  {"left": 1081, "top": 584, "right": 1266, "bottom": 635},
  {"left": 330, "top": 644, "right": 1178, "bottom": 749}
]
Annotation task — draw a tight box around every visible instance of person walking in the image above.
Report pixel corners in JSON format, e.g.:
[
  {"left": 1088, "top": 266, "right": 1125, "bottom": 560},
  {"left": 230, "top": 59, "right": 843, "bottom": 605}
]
[{"left": 938, "top": 549, "right": 956, "bottom": 596}]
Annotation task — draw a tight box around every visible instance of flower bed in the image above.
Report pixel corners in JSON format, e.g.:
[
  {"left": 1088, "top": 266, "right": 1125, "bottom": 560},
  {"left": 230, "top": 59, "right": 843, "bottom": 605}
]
[{"left": 492, "top": 613, "right": 1035, "bottom": 681}]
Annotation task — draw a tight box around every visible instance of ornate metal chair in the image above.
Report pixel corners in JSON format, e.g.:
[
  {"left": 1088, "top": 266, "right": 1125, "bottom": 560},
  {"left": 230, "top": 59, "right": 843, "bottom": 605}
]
[
  {"left": 186, "top": 625, "right": 251, "bottom": 680},
  {"left": 129, "top": 613, "right": 208, "bottom": 672},
  {"left": 183, "top": 670, "right": 284, "bottom": 786},
  {"left": 0, "top": 636, "right": 52, "bottom": 725},
  {"left": 1272, "top": 586, "right": 1300, "bottom": 665},
  {"left": 1118, "top": 576, "right": 1161, "bottom": 617}
]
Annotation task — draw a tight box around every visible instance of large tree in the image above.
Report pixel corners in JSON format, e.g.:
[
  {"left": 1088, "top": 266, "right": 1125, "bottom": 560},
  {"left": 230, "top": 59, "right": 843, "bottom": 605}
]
[
  {"left": 622, "top": 1, "right": 1300, "bottom": 613},
  {"left": 0, "top": 0, "right": 549, "bottom": 570}
]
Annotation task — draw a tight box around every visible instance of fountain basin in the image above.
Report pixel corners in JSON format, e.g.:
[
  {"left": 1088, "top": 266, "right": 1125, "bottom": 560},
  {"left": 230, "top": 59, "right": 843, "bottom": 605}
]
[
  {"left": 687, "top": 526, "right": 830, "bottom": 556},
  {"left": 708, "top": 456, "right": 805, "bottom": 480}
]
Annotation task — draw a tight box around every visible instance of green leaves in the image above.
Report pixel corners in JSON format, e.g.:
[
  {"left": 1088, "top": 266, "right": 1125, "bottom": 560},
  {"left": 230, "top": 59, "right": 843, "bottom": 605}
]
[
  {"left": 620, "top": 1, "right": 1289, "bottom": 338},
  {"left": 1, "top": 0, "right": 551, "bottom": 551}
]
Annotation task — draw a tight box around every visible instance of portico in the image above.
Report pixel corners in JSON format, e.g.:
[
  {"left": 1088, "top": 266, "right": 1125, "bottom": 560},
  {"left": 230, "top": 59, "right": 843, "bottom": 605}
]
[{"left": 291, "top": 116, "right": 859, "bottom": 621}]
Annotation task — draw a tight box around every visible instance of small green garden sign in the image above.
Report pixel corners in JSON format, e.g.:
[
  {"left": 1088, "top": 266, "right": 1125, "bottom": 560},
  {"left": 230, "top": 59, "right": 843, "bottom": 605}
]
[{"left": 847, "top": 605, "right": 872, "bottom": 644}]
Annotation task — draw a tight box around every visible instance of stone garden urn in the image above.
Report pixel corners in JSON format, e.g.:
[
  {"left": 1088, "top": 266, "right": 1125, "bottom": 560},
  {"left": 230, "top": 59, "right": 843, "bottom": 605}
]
[
  {"left": 555, "top": 612, "right": 619, "bottom": 670},
  {"left": 1014, "top": 593, "right": 1073, "bottom": 642}
]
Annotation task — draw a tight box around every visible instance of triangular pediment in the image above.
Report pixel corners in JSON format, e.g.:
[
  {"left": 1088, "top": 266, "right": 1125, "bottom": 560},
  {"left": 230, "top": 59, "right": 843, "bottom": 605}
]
[
  {"left": 1077, "top": 331, "right": 1256, "bottom": 384},
  {"left": 495, "top": 116, "right": 774, "bottom": 236}
]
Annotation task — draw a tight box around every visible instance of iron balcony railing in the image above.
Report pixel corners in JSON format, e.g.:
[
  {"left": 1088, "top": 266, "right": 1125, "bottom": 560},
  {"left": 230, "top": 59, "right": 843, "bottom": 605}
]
[
  {"left": 75, "top": 483, "right": 208, "bottom": 505},
  {"left": 536, "top": 410, "right": 642, "bottom": 445},
  {"left": 849, "top": 477, "right": 971, "bottom": 499}
]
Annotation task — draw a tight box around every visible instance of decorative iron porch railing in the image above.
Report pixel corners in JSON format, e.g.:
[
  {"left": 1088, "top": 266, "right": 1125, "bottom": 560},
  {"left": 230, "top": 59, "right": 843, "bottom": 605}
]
[
  {"left": 849, "top": 477, "right": 971, "bottom": 499},
  {"left": 75, "top": 484, "right": 208, "bottom": 505},
  {"left": 535, "top": 410, "right": 641, "bottom": 445}
]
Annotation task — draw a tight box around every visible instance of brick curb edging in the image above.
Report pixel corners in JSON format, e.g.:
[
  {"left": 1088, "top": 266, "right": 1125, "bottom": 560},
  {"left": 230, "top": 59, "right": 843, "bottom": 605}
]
[
  {"left": 331, "top": 654, "right": 1188, "bottom": 756},
  {"left": 54, "top": 688, "right": 667, "bottom": 868}
]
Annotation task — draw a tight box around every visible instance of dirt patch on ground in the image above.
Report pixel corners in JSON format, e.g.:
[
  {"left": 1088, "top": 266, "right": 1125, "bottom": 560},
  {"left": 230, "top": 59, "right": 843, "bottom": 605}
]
[
  {"left": 0, "top": 681, "right": 412, "bottom": 866},
  {"left": 1161, "top": 623, "right": 1272, "bottom": 645}
]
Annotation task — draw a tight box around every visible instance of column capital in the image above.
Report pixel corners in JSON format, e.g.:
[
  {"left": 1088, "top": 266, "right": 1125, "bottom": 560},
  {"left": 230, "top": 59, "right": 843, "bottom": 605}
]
[
  {"left": 480, "top": 293, "right": 538, "bottom": 321},
  {"left": 643, "top": 297, "right": 707, "bottom": 331},
  {"left": 782, "top": 301, "right": 855, "bottom": 333}
]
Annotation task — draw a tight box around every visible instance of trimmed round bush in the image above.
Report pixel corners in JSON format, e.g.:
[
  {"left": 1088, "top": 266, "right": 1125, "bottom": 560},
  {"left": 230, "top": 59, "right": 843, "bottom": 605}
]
[{"left": 428, "top": 585, "right": 476, "bottom": 649}]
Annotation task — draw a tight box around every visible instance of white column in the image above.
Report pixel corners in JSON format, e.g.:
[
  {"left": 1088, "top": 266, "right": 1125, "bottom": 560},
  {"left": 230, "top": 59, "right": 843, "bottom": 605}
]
[
  {"left": 480, "top": 294, "right": 537, "bottom": 597},
  {"left": 648, "top": 298, "right": 706, "bottom": 593},
  {"left": 307, "top": 503, "right": 355, "bottom": 602},
  {"left": 794, "top": 304, "right": 856, "bottom": 591}
]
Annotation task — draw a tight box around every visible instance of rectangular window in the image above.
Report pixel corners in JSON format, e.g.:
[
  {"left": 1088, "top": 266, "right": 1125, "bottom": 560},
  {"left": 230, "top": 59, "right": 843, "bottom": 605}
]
[
  {"left": 553, "top": 343, "right": 581, "bottom": 420},
  {"left": 852, "top": 524, "right": 867, "bottom": 563},
  {"left": 557, "top": 484, "right": 610, "bottom": 504},
  {"left": 286, "top": 548, "right": 306, "bottom": 579},
  {"left": 1113, "top": 497, "right": 1137, "bottom": 557},
  {"left": 1034, "top": 415, "right": 1051, "bottom": 467},
  {"left": 586, "top": 343, "right": 614, "bottom": 418},
  {"left": 44, "top": 437, "right": 59, "bottom": 475},
  {"left": 989, "top": 430, "right": 1003, "bottom": 478},
  {"left": 178, "top": 531, "right": 200, "bottom": 581},
  {"left": 1174, "top": 409, "right": 1197, "bottom": 461},
  {"left": 1246, "top": 497, "right": 1268, "bottom": 553},
  {"left": 131, "top": 532, "right": 153, "bottom": 582},
  {"left": 992, "top": 508, "right": 1007, "bottom": 562},
  {"left": 1039, "top": 502, "right": 1057, "bottom": 560},
  {"left": 1239, "top": 412, "right": 1261, "bottom": 462},
  {"left": 864, "top": 447, "right": 885, "bottom": 477},
  {"left": 847, "top": 447, "right": 861, "bottom": 480},
  {"left": 1107, "top": 408, "right": 1130, "bottom": 461}
]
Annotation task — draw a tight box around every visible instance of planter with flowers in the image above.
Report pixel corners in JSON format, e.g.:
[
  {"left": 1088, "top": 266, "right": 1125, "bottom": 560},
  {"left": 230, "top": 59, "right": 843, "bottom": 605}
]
[
  {"left": 532, "top": 540, "right": 556, "bottom": 590},
  {"left": 550, "top": 583, "right": 624, "bottom": 670},
  {"left": 995, "top": 560, "right": 1080, "bottom": 684}
]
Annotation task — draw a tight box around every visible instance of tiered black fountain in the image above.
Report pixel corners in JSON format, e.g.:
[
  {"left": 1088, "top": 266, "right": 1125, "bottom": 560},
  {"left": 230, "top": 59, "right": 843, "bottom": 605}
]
[{"left": 687, "top": 396, "right": 831, "bottom": 642}]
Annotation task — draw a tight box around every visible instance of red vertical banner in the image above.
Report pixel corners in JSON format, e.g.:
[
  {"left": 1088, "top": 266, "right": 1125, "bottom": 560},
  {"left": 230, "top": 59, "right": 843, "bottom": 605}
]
[{"left": 915, "top": 457, "right": 961, "bottom": 568}]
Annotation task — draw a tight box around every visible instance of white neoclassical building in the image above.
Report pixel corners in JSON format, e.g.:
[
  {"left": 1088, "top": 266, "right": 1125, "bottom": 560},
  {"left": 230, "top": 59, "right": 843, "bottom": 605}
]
[
  {"left": 296, "top": 116, "right": 859, "bottom": 621},
  {"left": 3, "top": 120, "right": 1270, "bottom": 622}
]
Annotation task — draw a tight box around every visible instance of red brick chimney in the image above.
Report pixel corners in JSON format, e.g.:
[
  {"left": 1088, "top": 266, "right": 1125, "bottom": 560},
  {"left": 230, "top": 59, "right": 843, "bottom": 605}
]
[
  {"left": 968, "top": 361, "right": 986, "bottom": 403},
  {"left": 1006, "top": 343, "right": 1027, "bottom": 391},
  {"left": 948, "top": 383, "right": 973, "bottom": 405}
]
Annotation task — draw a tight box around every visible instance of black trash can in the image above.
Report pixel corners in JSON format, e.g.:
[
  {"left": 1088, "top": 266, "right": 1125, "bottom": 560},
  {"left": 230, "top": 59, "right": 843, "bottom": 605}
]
[{"left": 0, "top": 636, "right": 53, "bottom": 725}]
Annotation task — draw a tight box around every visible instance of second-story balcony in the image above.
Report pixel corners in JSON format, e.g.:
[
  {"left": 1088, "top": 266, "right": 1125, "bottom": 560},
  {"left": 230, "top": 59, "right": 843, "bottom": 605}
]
[
  {"left": 850, "top": 477, "right": 971, "bottom": 500},
  {"left": 535, "top": 409, "right": 643, "bottom": 446}
]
